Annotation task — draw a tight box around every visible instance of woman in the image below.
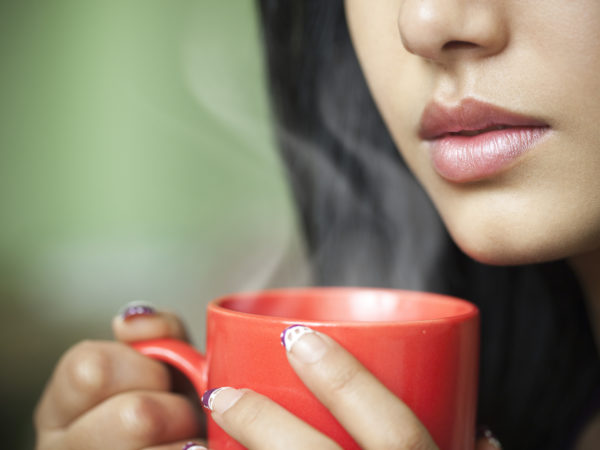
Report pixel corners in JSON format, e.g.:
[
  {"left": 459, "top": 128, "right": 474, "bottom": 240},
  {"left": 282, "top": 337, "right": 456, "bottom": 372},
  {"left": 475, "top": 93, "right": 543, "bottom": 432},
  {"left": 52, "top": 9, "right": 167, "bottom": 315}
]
[{"left": 34, "top": 1, "right": 600, "bottom": 449}]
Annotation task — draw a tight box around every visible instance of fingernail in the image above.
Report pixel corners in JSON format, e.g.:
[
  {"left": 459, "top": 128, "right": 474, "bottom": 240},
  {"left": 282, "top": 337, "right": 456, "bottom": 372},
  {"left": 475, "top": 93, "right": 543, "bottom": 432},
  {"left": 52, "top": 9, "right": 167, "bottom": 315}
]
[
  {"left": 182, "top": 442, "right": 207, "bottom": 450},
  {"left": 477, "top": 426, "right": 502, "bottom": 449},
  {"left": 280, "top": 325, "right": 328, "bottom": 363},
  {"left": 119, "top": 301, "right": 156, "bottom": 320},
  {"left": 202, "top": 387, "right": 244, "bottom": 414}
]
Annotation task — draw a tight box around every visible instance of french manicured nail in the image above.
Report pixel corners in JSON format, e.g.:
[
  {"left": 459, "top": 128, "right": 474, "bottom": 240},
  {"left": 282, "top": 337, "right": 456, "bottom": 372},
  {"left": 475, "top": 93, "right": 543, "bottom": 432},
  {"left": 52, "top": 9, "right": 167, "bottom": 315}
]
[
  {"left": 119, "top": 301, "right": 156, "bottom": 320},
  {"left": 477, "top": 426, "right": 502, "bottom": 449},
  {"left": 182, "top": 442, "right": 207, "bottom": 450},
  {"left": 202, "top": 387, "right": 244, "bottom": 414},
  {"left": 280, "top": 325, "right": 328, "bottom": 363}
]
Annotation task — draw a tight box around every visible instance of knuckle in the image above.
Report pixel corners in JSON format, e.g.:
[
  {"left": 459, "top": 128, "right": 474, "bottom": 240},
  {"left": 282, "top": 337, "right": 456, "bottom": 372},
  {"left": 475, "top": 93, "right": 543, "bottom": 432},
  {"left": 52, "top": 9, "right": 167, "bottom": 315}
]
[
  {"left": 326, "top": 361, "right": 362, "bottom": 396},
  {"left": 232, "top": 394, "right": 268, "bottom": 430},
  {"left": 117, "top": 394, "right": 166, "bottom": 441},
  {"left": 62, "top": 341, "right": 113, "bottom": 398}
]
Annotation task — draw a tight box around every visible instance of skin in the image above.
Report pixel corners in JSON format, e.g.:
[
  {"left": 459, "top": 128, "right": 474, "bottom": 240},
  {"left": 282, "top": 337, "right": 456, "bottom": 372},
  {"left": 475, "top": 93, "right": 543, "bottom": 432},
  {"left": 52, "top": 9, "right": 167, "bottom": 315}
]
[
  {"left": 34, "top": 313, "right": 205, "bottom": 450},
  {"left": 35, "top": 1, "right": 600, "bottom": 449},
  {"left": 344, "top": 0, "right": 600, "bottom": 446},
  {"left": 35, "top": 311, "right": 497, "bottom": 449},
  {"left": 345, "top": 0, "right": 600, "bottom": 268}
]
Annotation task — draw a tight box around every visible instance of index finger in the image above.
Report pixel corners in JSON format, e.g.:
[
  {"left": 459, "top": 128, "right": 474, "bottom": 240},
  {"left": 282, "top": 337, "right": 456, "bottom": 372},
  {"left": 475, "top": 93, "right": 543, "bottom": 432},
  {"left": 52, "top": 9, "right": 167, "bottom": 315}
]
[{"left": 281, "top": 325, "right": 439, "bottom": 450}]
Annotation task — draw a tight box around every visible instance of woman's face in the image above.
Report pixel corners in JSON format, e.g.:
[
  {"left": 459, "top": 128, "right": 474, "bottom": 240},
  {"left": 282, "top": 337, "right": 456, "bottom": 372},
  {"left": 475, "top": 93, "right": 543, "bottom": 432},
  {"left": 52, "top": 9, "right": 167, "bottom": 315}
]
[{"left": 345, "top": 0, "right": 600, "bottom": 265}]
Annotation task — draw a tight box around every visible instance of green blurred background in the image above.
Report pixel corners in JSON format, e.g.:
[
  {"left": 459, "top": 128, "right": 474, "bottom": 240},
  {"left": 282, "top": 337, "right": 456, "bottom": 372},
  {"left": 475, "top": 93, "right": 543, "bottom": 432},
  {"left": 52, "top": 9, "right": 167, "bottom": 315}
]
[{"left": 0, "top": 1, "right": 308, "bottom": 447}]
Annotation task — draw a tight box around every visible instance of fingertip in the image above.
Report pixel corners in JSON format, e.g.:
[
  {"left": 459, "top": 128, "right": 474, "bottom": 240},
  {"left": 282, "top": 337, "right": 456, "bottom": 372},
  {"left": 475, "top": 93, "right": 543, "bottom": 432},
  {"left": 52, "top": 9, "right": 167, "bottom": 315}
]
[
  {"left": 201, "top": 387, "right": 245, "bottom": 414},
  {"left": 121, "top": 301, "right": 157, "bottom": 321},
  {"left": 182, "top": 442, "right": 208, "bottom": 450},
  {"left": 281, "top": 325, "right": 329, "bottom": 364},
  {"left": 113, "top": 304, "right": 189, "bottom": 343},
  {"left": 151, "top": 440, "right": 208, "bottom": 450},
  {"left": 112, "top": 302, "right": 157, "bottom": 333}
]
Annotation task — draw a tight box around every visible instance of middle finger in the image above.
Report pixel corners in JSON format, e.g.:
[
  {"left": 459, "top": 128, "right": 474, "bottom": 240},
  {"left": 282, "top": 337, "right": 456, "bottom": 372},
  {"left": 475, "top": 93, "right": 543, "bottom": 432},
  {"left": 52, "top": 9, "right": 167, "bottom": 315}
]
[
  {"left": 35, "top": 341, "right": 171, "bottom": 430},
  {"left": 65, "top": 390, "right": 199, "bottom": 450}
]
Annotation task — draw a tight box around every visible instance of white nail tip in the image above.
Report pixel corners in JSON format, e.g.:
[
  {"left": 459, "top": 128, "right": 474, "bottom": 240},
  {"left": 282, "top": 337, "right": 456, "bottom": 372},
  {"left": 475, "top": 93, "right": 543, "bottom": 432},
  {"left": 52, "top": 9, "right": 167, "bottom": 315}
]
[{"left": 281, "top": 325, "right": 315, "bottom": 352}]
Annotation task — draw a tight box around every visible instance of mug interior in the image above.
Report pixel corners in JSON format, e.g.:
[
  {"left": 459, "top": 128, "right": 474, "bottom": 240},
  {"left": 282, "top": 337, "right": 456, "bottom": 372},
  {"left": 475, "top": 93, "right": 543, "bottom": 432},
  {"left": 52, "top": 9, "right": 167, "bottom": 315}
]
[{"left": 216, "top": 288, "right": 476, "bottom": 323}]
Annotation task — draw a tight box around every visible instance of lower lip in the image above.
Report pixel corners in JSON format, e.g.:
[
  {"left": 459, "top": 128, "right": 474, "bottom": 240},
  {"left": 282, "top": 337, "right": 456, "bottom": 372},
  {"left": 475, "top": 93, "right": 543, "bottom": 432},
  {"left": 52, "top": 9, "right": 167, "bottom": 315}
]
[{"left": 427, "top": 127, "right": 550, "bottom": 182}]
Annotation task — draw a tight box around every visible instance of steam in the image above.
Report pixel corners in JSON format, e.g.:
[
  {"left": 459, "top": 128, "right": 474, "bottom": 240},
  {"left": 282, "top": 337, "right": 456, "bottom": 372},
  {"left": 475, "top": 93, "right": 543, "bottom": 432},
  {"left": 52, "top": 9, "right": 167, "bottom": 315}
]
[{"left": 179, "top": 1, "right": 312, "bottom": 297}]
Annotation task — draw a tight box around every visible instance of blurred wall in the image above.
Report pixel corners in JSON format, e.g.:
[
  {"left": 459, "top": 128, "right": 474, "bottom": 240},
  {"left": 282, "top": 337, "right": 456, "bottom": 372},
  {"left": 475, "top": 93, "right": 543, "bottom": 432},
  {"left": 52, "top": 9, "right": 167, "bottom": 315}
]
[{"left": 0, "top": 1, "right": 308, "bottom": 447}]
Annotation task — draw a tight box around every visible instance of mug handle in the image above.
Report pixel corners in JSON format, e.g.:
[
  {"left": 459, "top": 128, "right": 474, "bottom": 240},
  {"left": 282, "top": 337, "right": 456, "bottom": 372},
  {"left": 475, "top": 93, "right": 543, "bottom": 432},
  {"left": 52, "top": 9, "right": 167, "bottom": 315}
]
[{"left": 131, "top": 338, "right": 207, "bottom": 396}]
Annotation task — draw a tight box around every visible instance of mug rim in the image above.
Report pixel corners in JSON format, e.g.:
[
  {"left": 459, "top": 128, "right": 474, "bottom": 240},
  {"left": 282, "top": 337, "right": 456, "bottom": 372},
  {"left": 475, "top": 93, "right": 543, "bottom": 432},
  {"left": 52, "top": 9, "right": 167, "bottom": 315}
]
[{"left": 207, "top": 286, "right": 479, "bottom": 326}]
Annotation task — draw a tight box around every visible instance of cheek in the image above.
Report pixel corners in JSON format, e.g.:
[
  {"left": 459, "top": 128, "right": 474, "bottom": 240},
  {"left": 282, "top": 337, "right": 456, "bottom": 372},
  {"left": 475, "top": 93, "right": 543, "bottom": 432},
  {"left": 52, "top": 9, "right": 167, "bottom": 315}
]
[
  {"left": 345, "top": 0, "right": 432, "bottom": 138},
  {"left": 354, "top": 50, "right": 433, "bottom": 182}
]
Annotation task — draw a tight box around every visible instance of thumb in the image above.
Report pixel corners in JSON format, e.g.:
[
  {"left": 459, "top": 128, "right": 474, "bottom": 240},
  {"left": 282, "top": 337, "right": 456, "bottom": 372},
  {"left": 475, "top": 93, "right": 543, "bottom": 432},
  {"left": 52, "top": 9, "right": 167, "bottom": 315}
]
[{"left": 112, "top": 302, "right": 190, "bottom": 343}]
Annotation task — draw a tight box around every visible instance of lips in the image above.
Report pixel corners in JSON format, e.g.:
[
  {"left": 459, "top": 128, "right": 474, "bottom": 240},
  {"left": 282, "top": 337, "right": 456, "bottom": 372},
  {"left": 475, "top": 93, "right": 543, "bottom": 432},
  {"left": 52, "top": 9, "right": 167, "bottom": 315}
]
[{"left": 419, "top": 98, "right": 550, "bottom": 182}]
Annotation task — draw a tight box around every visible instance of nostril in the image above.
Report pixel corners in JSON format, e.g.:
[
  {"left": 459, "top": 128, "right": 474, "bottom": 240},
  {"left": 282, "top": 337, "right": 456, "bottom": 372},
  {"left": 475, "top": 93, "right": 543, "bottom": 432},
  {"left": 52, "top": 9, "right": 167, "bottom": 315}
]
[{"left": 442, "top": 40, "right": 479, "bottom": 51}]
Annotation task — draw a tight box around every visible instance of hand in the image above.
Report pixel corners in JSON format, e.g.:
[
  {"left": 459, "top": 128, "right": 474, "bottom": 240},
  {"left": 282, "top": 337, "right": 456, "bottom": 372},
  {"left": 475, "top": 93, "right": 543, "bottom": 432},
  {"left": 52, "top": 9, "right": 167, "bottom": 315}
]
[
  {"left": 34, "top": 304, "right": 206, "bottom": 450},
  {"left": 202, "top": 325, "right": 501, "bottom": 450}
]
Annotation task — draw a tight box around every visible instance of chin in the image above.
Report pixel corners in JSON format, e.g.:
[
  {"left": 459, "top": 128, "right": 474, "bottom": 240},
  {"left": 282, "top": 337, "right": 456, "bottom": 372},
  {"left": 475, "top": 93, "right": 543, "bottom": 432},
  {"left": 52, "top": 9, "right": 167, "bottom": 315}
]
[
  {"left": 458, "top": 244, "right": 553, "bottom": 267},
  {"left": 435, "top": 190, "right": 600, "bottom": 267},
  {"left": 448, "top": 228, "right": 577, "bottom": 267}
]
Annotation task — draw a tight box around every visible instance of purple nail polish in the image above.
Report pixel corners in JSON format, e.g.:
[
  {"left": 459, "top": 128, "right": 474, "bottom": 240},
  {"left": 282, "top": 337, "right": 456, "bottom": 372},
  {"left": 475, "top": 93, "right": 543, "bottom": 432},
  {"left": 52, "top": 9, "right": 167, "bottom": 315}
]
[
  {"left": 120, "top": 302, "right": 155, "bottom": 320},
  {"left": 280, "top": 325, "right": 302, "bottom": 346},
  {"left": 201, "top": 388, "right": 217, "bottom": 409},
  {"left": 182, "top": 442, "right": 206, "bottom": 450},
  {"left": 202, "top": 387, "right": 230, "bottom": 411},
  {"left": 280, "top": 324, "right": 314, "bottom": 352}
]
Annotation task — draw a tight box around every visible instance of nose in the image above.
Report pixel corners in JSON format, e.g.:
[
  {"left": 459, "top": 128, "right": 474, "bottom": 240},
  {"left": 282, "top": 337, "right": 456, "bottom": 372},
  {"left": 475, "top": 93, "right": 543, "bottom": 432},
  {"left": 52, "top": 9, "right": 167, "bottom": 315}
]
[{"left": 398, "top": 0, "right": 508, "bottom": 63}]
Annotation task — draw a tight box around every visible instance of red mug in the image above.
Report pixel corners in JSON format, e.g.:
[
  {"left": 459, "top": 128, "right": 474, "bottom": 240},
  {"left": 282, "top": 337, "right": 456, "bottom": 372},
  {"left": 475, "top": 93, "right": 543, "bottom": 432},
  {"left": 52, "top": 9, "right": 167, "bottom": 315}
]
[{"left": 132, "top": 287, "right": 479, "bottom": 449}]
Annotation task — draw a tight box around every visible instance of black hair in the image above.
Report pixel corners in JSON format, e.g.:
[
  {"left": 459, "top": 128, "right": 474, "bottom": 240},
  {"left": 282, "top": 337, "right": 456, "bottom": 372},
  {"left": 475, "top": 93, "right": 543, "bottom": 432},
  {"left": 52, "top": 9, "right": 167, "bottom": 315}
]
[{"left": 256, "top": 1, "right": 600, "bottom": 449}]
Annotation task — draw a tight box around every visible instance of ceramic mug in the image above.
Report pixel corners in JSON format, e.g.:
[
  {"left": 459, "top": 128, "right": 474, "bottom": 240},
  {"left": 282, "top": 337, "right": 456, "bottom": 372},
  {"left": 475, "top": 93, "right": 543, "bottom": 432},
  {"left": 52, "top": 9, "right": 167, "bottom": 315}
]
[{"left": 132, "top": 287, "right": 479, "bottom": 450}]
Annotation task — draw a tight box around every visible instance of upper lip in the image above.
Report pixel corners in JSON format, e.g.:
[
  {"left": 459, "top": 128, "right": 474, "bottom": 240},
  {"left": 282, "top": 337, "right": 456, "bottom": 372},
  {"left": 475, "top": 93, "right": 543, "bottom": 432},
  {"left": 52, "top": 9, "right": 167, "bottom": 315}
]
[{"left": 418, "top": 98, "right": 549, "bottom": 140}]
